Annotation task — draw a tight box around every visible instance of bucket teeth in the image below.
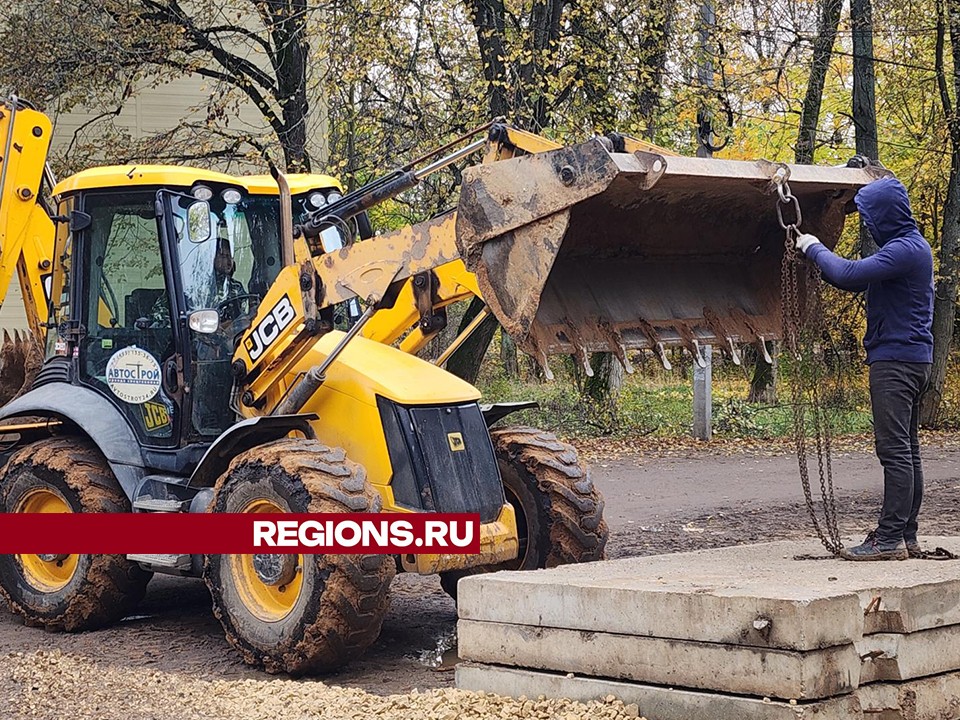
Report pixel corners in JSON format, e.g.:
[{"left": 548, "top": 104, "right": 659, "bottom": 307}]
[
  {"left": 598, "top": 321, "right": 634, "bottom": 374},
  {"left": 702, "top": 308, "right": 741, "bottom": 366},
  {"left": 574, "top": 347, "right": 593, "bottom": 377},
  {"left": 756, "top": 335, "right": 774, "bottom": 365},
  {"left": 527, "top": 336, "right": 554, "bottom": 381},
  {"left": 540, "top": 361, "right": 554, "bottom": 381},
  {"left": 688, "top": 339, "right": 707, "bottom": 369},
  {"left": 538, "top": 351, "right": 555, "bottom": 381},
  {"left": 0, "top": 327, "right": 41, "bottom": 405},
  {"left": 562, "top": 320, "right": 594, "bottom": 377},
  {"left": 655, "top": 343, "right": 672, "bottom": 371},
  {"left": 726, "top": 339, "right": 742, "bottom": 366},
  {"left": 677, "top": 327, "right": 707, "bottom": 368},
  {"left": 637, "top": 317, "right": 673, "bottom": 370}
]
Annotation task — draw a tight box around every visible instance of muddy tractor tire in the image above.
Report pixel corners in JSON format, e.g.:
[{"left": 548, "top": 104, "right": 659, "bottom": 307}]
[
  {"left": 0, "top": 438, "right": 151, "bottom": 631},
  {"left": 440, "top": 426, "right": 607, "bottom": 601},
  {"left": 205, "top": 438, "right": 395, "bottom": 675}
]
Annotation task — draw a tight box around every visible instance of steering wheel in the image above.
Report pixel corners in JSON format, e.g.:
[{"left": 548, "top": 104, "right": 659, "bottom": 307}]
[{"left": 216, "top": 294, "right": 261, "bottom": 324}]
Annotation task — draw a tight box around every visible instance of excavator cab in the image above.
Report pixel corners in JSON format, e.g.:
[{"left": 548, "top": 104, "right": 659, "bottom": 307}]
[
  {"left": 30, "top": 170, "right": 352, "bottom": 446},
  {"left": 37, "top": 170, "right": 291, "bottom": 447}
]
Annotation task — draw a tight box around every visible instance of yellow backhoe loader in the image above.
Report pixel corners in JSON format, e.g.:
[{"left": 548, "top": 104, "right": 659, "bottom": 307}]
[{"left": 0, "top": 96, "right": 884, "bottom": 674}]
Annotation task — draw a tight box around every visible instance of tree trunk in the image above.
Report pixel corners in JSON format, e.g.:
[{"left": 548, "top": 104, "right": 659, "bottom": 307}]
[
  {"left": 445, "top": 298, "right": 499, "bottom": 384},
  {"left": 795, "top": 0, "right": 843, "bottom": 164},
  {"left": 605, "top": 356, "right": 625, "bottom": 403},
  {"left": 465, "top": 0, "right": 510, "bottom": 118},
  {"left": 500, "top": 329, "right": 519, "bottom": 378},
  {"left": 272, "top": 0, "right": 311, "bottom": 172},
  {"left": 920, "top": 0, "right": 960, "bottom": 427},
  {"left": 581, "top": 353, "right": 625, "bottom": 407},
  {"left": 749, "top": 0, "right": 841, "bottom": 402},
  {"left": 521, "top": 0, "right": 565, "bottom": 130},
  {"left": 851, "top": 0, "right": 878, "bottom": 257},
  {"left": 636, "top": 0, "right": 676, "bottom": 138},
  {"left": 748, "top": 341, "right": 778, "bottom": 403},
  {"left": 922, "top": 162, "right": 960, "bottom": 427}
]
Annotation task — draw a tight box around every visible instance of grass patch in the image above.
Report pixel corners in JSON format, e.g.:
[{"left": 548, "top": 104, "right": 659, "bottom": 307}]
[{"left": 478, "top": 366, "right": 874, "bottom": 441}]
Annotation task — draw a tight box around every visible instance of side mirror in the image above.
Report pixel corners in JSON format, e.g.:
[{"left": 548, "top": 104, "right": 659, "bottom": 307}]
[
  {"left": 319, "top": 223, "right": 349, "bottom": 253},
  {"left": 186, "top": 200, "right": 212, "bottom": 243},
  {"left": 188, "top": 309, "right": 219, "bottom": 334},
  {"left": 68, "top": 210, "right": 92, "bottom": 233}
]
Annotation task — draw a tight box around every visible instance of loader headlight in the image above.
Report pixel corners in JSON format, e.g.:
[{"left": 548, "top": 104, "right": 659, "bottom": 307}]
[
  {"left": 308, "top": 191, "right": 327, "bottom": 209},
  {"left": 192, "top": 185, "right": 214, "bottom": 201},
  {"left": 188, "top": 309, "right": 220, "bottom": 334},
  {"left": 221, "top": 188, "right": 242, "bottom": 205},
  {"left": 326, "top": 191, "right": 343, "bottom": 203}
]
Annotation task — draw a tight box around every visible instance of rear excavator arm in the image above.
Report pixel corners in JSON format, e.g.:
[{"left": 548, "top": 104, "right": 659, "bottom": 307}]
[
  {"left": 230, "top": 120, "right": 883, "bottom": 414},
  {"left": 0, "top": 98, "right": 55, "bottom": 342}
]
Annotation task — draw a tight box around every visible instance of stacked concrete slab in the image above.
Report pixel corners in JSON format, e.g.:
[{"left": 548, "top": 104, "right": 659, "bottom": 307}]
[{"left": 456, "top": 538, "right": 960, "bottom": 720}]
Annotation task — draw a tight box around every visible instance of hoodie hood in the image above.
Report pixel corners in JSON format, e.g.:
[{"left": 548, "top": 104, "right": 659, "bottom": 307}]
[{"left": 854, "top": 177, "right": 919, "bottom": 247}]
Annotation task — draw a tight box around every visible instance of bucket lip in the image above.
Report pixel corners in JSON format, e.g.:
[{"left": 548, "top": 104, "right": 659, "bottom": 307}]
[
  {"left": 628, "top": 151, "right": 891, "bottom": 194},
  {"left": 458, "top": 147, "right": 886, "bottom": 253}
]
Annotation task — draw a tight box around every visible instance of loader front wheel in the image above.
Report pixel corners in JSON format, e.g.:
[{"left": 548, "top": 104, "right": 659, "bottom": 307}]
[
  {"left": 0, "top": 438, "right": 151, "bottom": 630},
  {"left": 440, "top": 427, "right": 607, "bottom": 601},
  {"left": 205, "top": 439, "right": 395, "bottom": 675}
]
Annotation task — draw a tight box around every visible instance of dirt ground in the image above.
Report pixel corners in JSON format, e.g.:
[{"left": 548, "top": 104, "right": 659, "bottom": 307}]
[{"left": 2, "top": 442, "right": 960, "bottom": 718}]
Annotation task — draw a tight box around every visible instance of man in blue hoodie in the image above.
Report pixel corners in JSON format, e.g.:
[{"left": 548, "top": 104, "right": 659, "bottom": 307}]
[{"left": 796, "top": 176, "right": 934, "bottom": 561}]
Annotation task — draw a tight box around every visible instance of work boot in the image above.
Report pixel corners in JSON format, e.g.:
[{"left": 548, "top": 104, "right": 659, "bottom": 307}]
[
  {"left": 905, "top": 537, "right": 922, "bottom": 558},
  {"left": 840, "top": 532, "right": 908, "bottom": 561}
]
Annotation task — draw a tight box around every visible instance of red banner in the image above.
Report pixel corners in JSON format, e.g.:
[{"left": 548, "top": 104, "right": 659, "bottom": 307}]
[{"left": 0, "top": 513, "right": 481, "bottom": 554}]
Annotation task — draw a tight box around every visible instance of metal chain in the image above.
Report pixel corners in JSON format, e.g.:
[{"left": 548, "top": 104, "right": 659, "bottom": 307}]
[{"left": 775, "top": 174, "right": 844, "bottom": 557}]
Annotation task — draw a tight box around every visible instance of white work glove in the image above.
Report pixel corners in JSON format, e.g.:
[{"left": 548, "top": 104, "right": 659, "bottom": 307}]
[{"left": 795, "top": 233, "right": 822, "bottom": 255}]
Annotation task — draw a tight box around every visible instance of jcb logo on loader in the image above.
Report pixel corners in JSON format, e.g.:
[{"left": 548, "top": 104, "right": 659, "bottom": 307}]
[
  {"left": 245, "top": 295, "right": 296, "bottom": 362},
  {"left": 141, "top": 401, "right": 171, "bottom": 431}
]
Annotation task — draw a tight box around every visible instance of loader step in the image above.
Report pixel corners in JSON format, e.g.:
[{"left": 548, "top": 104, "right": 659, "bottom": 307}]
[
  {"left": 132, "top": 497, "right": 190, "bottom": 512},
  {"left": 127, "top": 553, "right": 192, "bottom": 570}
]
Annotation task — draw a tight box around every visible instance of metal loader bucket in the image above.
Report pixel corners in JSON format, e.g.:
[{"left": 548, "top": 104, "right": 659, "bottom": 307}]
[{"left": 456, "top": 140, "right": 886, "bottom": 374}]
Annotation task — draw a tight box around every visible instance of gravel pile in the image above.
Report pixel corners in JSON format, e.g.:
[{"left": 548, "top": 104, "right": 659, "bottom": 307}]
[{"left": 1, "top": 650, "right": 646, "bottom": 720}]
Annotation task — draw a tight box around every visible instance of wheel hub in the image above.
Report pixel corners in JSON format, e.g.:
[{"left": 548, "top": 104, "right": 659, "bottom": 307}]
[
  {"left": 232, "top": 498, "right": 305, "bottom": 622},
  {"left": 252, "top": 553, "right": 298, "bottom": 587},
  {"left": 15, "top": 488, "right": 78, "bottom": 591}
]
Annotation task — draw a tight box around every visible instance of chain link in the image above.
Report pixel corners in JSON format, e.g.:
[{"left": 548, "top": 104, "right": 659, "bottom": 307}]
[{"left": 776, "top": 175, "right": 843, "bottom": 557}]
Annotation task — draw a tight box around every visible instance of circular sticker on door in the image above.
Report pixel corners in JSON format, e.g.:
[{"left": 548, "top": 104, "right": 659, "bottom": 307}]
[{"left": 106, "top": 346, "right": 162, "bottom": 404}]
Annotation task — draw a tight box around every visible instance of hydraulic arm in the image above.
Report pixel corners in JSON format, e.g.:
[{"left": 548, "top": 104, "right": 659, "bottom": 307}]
[
  {"left": 230, "top": 120, "right": 882, "bottom": 413},
  {"left": 0, "top": 97, "right": 55, "bottom": 341}
]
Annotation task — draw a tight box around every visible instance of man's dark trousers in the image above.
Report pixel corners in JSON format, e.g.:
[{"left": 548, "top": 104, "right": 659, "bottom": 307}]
[{"left": 869, "top": 361, "right": 932, "bottom": 543}]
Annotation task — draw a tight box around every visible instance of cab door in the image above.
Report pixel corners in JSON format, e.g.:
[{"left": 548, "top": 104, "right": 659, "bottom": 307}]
[
  {"left": 77, "top": 190, "right": 182, "bottom": 447},
  {"left": 158, "top": 188, "right": 278, "bottom": 441}
]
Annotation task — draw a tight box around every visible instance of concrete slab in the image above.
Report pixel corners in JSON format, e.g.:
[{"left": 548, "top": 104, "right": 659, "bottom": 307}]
[
  {"left": 858, "top": 670, "right": 960, "bottom": 719},
  {"left": 857, "top": 577, "right": 960, "bottom": 635},
  {"left": 858, "top": 624, "right": 960, "bottom": 683},
  {"left": 458, "top": 537, "right": 960, "bottom": 650},
  {"left": 459, "top": 619, "right": 860, "bottom": 700},
  {"left": 456, "top": 663, "right": 864, "bottom": 720}
]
